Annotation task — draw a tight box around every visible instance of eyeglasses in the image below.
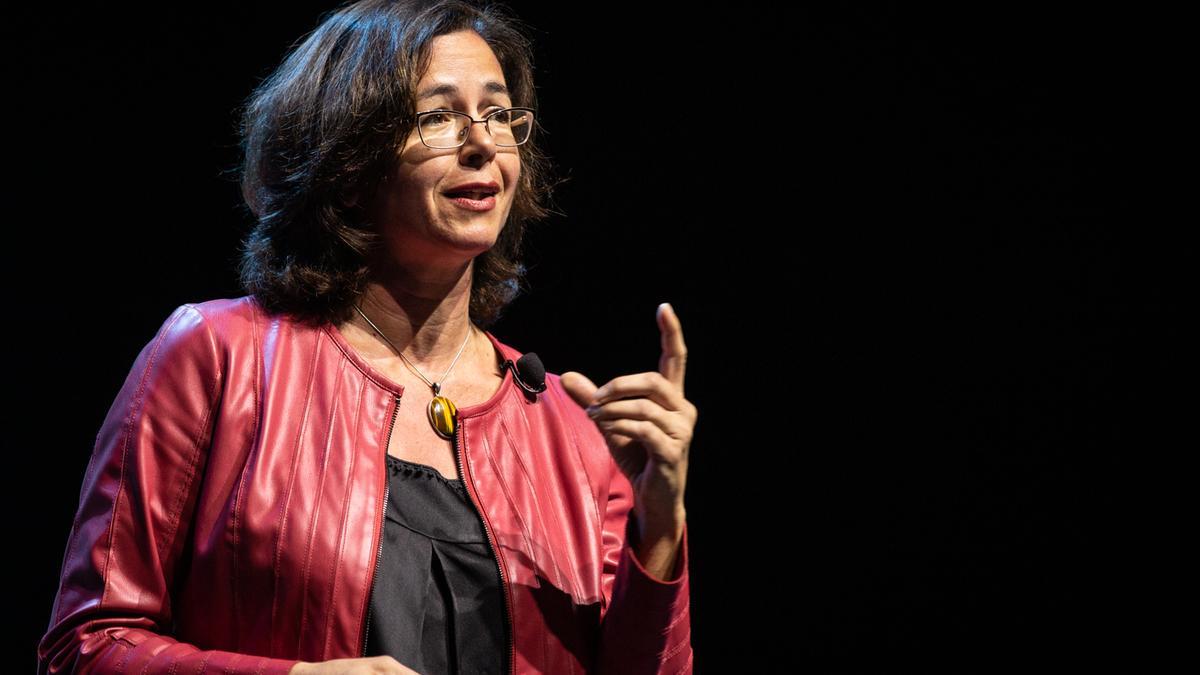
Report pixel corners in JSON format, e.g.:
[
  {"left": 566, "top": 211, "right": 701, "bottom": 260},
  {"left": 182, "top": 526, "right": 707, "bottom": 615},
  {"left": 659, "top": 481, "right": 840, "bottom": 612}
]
[{"left": 413, "top": 107, "right": 536, "bottom": 149}]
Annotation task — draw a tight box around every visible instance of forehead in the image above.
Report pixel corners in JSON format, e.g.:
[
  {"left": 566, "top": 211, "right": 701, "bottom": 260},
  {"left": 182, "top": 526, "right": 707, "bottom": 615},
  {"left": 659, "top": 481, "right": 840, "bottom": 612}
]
[{"left": 416, "top": 30, "right": 508, "bottom": 99}]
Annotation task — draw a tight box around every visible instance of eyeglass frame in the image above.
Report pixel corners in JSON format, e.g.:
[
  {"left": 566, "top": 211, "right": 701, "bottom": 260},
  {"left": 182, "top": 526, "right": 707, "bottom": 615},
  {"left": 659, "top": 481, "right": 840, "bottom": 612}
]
[{"left": 411, "top": 106, "right": 536, "bottom": 149}]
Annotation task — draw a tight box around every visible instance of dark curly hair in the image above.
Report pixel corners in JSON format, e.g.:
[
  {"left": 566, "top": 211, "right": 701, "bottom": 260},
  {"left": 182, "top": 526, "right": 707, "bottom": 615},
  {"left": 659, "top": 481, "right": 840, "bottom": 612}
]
[{"left": 233, "top": 0, "right": 561, "bottom": 330}]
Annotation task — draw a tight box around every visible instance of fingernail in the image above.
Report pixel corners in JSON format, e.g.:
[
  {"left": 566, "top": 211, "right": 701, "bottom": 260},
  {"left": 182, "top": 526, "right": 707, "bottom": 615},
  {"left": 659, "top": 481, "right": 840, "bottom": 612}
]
[{"left": 586, "top": 405, "right": 599, "bottom": 417}]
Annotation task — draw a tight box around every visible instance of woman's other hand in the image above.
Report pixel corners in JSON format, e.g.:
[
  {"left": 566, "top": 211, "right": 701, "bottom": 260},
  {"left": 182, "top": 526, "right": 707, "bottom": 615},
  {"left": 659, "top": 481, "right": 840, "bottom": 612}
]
[
  {"left": 288, "top": 656, "right": 422, "bottom": 674},
  {"left": 561, "top": 302, "right": 695, "bottom": 577}
]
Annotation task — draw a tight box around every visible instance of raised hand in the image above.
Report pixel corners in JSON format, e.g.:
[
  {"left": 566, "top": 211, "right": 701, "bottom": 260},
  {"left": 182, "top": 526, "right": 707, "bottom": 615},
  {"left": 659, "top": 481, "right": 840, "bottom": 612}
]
[{"left": 560, "top": 303, "right": 696, "bottom": 578}]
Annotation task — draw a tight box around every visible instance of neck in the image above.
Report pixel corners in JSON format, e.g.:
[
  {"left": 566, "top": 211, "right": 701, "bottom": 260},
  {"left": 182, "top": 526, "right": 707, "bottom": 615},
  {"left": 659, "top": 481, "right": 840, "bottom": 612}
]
[{"left": 346, "top": 262, "right": 483, "bottom": 374}]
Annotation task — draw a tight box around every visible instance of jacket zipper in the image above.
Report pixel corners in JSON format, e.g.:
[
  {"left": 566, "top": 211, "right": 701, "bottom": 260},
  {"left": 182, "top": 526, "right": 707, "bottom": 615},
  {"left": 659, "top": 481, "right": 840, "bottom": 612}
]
[
  {"left": 455, "top": 420, "right": 515, "bottom": 675},
  {"left": 361, "top": 393, "right": 400, "bottom": 657}
]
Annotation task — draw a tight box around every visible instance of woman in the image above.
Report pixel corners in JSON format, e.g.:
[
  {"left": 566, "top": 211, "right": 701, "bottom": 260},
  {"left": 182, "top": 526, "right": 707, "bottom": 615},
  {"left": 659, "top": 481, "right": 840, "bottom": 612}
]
[{"left": 37, "top": 1, "right": 695, "bottom": 674}]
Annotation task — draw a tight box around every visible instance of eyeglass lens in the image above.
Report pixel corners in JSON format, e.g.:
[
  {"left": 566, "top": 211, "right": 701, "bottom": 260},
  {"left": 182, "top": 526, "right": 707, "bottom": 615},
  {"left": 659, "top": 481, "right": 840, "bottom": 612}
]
[{"left": 419, "top": 110, "right": 532, "bottom": 148}]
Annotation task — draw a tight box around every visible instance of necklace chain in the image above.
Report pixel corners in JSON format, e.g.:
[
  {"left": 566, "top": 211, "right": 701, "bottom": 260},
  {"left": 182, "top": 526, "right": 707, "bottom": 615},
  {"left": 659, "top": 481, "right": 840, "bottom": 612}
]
[{"left": 352, "top": 303, "right": 473, "bottom": 396}]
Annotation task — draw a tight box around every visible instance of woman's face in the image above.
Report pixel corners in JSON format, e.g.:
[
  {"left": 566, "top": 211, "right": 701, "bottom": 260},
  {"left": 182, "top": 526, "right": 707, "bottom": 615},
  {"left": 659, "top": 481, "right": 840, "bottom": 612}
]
[{"left": 366, "top": 30, "right": 521, "bottom": 275}]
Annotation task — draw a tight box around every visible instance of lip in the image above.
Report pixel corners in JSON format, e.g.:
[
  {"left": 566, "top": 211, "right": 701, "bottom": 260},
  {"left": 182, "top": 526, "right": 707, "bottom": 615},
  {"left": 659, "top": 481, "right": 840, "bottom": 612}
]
[
  {"left": 443, "top": 180, "right": 501, "bottom": 196},
  {"left": 444, "top": 193, "right": 497, "bottom": 211}
]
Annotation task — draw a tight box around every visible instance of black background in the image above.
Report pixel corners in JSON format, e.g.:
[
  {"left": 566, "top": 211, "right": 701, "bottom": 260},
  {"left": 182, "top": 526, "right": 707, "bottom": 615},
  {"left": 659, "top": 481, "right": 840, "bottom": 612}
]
[{"left": 9, "top": 2, "right": 1177, "bottom": 671}]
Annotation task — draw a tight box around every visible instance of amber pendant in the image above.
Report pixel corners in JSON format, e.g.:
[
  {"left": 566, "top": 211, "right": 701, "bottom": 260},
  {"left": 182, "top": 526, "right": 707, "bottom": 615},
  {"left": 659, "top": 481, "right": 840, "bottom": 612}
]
[{"left": 427, "top": 394, "right": 458, "bottom": 440}]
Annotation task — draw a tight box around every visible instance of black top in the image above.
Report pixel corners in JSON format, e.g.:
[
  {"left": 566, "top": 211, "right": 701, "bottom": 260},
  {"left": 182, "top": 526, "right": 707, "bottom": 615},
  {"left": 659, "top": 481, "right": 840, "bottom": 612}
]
[{"left": 364, "top": 453, "right": 508, "bottom": 674}]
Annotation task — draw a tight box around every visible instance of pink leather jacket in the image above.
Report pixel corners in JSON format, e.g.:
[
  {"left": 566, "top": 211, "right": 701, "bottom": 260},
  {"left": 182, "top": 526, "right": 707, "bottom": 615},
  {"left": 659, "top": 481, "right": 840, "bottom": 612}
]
[{"left": 38, "top": 296, "right": 693, "bottom": 674}]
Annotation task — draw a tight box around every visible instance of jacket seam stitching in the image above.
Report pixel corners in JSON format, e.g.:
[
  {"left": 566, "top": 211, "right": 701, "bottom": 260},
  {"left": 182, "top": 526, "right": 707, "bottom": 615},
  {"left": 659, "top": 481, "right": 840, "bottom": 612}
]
[
  {"left": 53, "top": 429, "right": 101, "bottom": 625},
  {"left": 95, "top": 305, "right": 191, "bottom": 617},
  {"left": 231, "top": 297, "right": 266, "bottom": 648},
  {"left": 661, "top": 622, "right": 691, "bottom": 660},
  {"left": 547, "top": 378, "right": 608, "bottom": 601},
  {"left": 270, "top": 321, "right": 323, "bottom": 656},
  {"left": 663, "top": 596, "right": 690, "bottom": 632},
  {"left": 512, "top": 388, "right": 588, "bottom": 602},
  {"left": 546, "top": 378, "right": 605, "bottom": 528},
  {"left": 160, "top": 304, "right": 223, "bottom": 615},
  {"left": 498, "top": 410, "right": 578, "bottom": 602},
  {"left": 114, "top": 635, "right": 138, "bottom": 672},
  {"left": 475, "top": 418, "right": 540, "bottom": 582},
  {"left": 297, "top": 335, "right": 340, "bottom": 656},
  {"left": 671, "top": 648, "right": 694, "bottom": 675},
  {"left": 325, "top": 362, "right": 367, "bottom": 659},
  {"left": 494, "top": 410, "right": 554, "bottom": 672},
  {"left": 314, "top": 355, "right": 355, "bottom": 658}
]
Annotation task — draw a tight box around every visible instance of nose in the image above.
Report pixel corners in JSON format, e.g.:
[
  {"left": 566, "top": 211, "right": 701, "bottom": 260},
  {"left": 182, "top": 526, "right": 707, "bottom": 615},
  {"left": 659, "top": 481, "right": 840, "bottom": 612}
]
[{"left": 458, "top": 119, "right": 498, "bottom": 163}]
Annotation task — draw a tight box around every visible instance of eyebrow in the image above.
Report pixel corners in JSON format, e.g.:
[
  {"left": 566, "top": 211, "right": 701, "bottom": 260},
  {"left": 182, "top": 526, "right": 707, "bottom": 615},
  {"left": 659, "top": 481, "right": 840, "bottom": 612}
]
[{"left": 417, "top": 81, "right": 510, "bottom": 101}]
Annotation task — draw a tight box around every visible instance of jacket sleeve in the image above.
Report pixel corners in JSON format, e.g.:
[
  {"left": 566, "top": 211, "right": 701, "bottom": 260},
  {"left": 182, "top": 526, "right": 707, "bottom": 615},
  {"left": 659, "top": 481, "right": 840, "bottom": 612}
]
[
  {"left": 37, "top": 304, "right": 301, "bottom": 675},
  {"left": 595, "top": 453, "right": 694, "bottom": 674}
]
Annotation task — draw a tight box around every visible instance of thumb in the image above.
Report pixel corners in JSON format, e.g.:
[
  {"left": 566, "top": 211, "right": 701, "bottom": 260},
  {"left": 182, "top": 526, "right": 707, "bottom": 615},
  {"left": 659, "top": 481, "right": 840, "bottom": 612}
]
[{"left": 559, "top": 371, "right": 600, "bottom": 409}]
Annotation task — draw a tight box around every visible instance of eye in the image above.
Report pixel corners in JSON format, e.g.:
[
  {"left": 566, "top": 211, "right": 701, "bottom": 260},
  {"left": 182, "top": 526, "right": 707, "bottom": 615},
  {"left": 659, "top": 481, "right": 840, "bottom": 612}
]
[{"left": 421, "top": 112, "right": 454, "bottom": 128}]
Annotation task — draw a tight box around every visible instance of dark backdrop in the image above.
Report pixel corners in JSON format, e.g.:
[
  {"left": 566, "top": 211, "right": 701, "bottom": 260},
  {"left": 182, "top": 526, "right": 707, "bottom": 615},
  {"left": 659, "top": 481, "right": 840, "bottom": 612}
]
[{"left": 10, "top": 2, "right": 1171, "bottom": 671}]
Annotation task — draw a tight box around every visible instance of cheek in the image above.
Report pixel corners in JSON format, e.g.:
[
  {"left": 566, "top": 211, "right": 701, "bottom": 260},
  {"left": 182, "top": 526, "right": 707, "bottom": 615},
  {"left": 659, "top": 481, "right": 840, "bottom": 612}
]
[
  {"left": 392, "top": 168, "right": 438, "bottom": 207},
  {"left": 505, "top": 157, "right": 522, "bottom": 194}
]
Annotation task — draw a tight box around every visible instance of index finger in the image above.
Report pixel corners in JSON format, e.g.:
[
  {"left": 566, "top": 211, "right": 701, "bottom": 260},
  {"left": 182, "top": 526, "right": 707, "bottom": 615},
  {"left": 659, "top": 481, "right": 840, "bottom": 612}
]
[{"left": 657, "top": 302, "right": 687, "bottom": 393}]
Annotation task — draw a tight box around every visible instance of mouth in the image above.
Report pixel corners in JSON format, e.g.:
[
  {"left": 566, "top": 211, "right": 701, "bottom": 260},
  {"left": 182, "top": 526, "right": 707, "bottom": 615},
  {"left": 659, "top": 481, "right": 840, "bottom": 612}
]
[
  {"left": 442, "top": 191, "right": 497, "bottom": 211},
  {"left": 443, "top": 188, "right": 498, "bottom": 200}
]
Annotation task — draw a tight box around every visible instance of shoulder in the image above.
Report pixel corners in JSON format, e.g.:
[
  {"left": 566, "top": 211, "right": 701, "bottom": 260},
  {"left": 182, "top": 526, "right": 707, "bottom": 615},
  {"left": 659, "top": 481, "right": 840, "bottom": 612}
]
[
  {"left": 135, "top": 295, "right": 271, "bottom": 380},
  {"left": 168, "top": 294, "right": 318, "bottom": 354},
  {"left": 180, "top": 295, "right": 265, "bottom": 338}
]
